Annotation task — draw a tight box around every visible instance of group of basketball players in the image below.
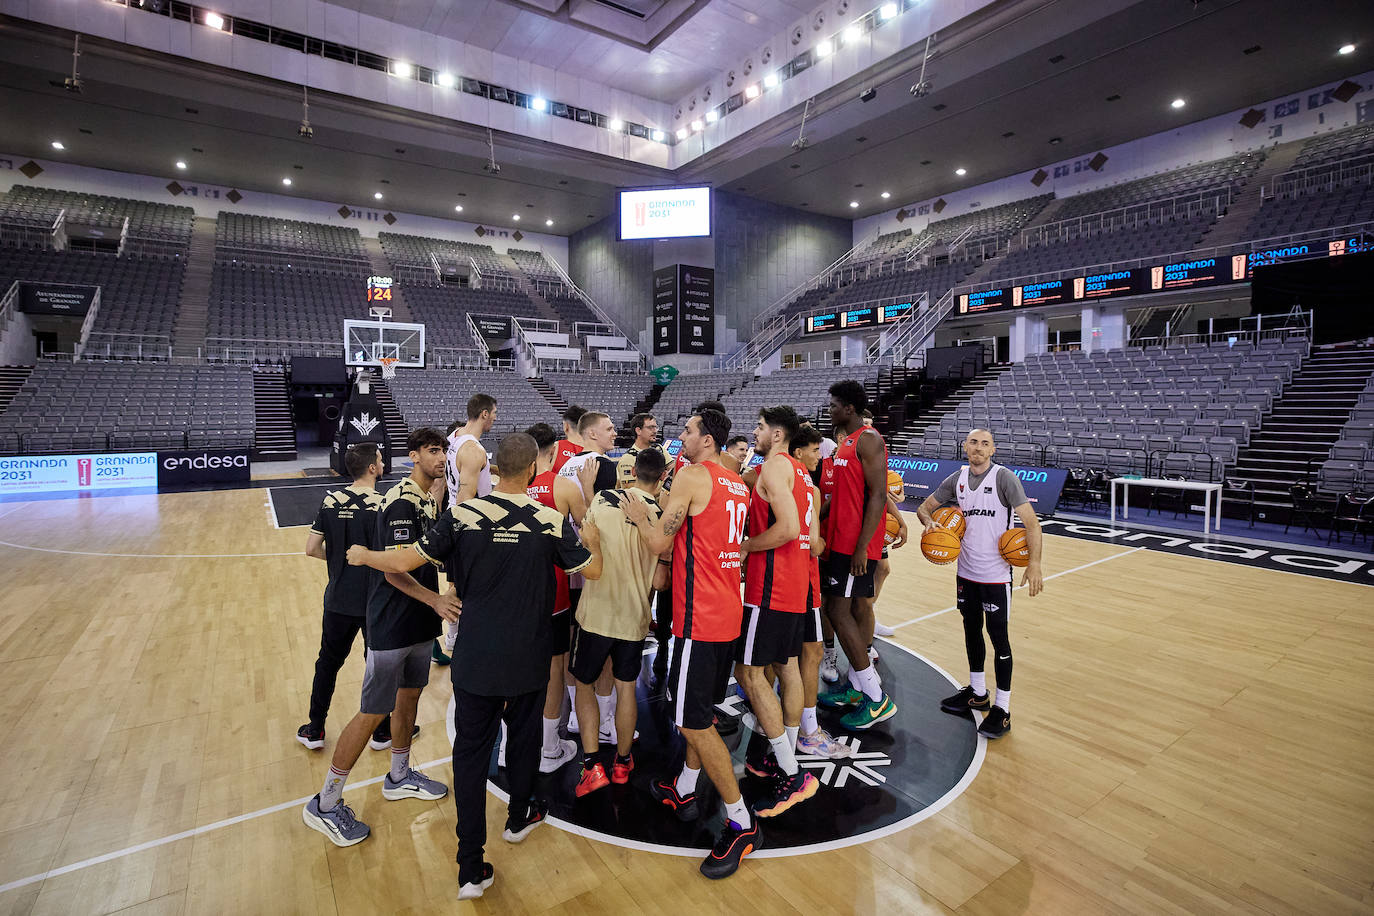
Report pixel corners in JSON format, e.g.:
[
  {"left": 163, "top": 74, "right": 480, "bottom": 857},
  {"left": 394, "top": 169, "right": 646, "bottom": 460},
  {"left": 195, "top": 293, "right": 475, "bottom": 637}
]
[{"left": 294, "top": 375, "right": 1044, "bottom": 897}]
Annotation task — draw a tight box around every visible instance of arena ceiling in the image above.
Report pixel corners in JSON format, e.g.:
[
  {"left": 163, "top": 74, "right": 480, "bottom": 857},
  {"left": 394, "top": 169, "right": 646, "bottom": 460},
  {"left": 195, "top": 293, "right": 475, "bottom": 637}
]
[{"left": 1, "top": 0, "right": 1371, "bottom": 232}]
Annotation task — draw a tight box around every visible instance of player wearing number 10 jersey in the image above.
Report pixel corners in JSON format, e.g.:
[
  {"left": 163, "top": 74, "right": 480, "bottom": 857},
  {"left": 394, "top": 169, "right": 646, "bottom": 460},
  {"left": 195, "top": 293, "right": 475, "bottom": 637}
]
[{"left": 621, "top": 409, "right": 760, "bottom": 880}]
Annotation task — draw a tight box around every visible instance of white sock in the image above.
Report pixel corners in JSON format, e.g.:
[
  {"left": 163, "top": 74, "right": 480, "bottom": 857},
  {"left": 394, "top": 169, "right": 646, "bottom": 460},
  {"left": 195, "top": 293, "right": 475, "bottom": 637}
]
[
  {"left": 319, "top": 765, "right": 349, "bottom": 812},
  {"left": 855, "top": 665, "right": 883, "bottom": 703},
  {"left": 785, "top": 724, "right": 799, "bottom": 748},
  {"left": 541, "top": 716, "right": 560, "bottom": 755},
  {"left": 970, "top": 671, "right": 987, "bottom": 695},
  {"left": 676, "top": 765, "right": 700, "bottom": 795},
  {"left": 847, "top": 666, "right": 862, "bottom": 691},
  {"left": 390, "top": 745, "right": 409, "bottom": 782},
  {"left": 566, "top": 686, "right": 580, "bottom": 732},
  {"left": 800, "top": 706, "right": 818, "bottom": 735},
  {"left": 769, "top": 733, "right": 799, "bottom": 775},
  {"left": 724, "top": 796, "right": 752, "bottom": 829},
  {"left": 995, "top": 688, "right": 1010, "bottom": 712},
  {"left": 596, "top": 692, "right": 614, "bottom": 728}
]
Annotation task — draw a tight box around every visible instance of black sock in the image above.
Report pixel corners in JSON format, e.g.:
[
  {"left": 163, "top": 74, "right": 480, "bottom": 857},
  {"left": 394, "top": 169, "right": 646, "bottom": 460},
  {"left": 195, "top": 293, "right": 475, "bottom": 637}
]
[
  {"left": 583, "top": 751, "right": 598, "bottom": 769},
  {"left": 616, "top": 752, "right": 632, "bottom": 765}
]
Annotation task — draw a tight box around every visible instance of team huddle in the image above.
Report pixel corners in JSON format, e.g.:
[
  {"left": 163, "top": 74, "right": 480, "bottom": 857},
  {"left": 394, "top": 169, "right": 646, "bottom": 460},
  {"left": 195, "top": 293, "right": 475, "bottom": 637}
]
[{"left": 295, "top": 377, "right": 1044, "bottom": 897}]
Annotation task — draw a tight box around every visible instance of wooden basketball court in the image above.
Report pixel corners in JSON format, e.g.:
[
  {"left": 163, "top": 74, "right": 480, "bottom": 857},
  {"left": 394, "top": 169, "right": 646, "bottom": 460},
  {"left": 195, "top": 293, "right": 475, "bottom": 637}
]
[{"left": 0, "top": 486, "right": 1370, "bottom": 914}]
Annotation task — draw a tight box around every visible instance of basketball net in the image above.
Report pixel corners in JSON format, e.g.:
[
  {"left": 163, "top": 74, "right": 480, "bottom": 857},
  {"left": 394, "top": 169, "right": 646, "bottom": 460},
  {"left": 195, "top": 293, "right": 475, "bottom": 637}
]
[{"left": 378, "top": 357, "right": 399, "bottom": 380}]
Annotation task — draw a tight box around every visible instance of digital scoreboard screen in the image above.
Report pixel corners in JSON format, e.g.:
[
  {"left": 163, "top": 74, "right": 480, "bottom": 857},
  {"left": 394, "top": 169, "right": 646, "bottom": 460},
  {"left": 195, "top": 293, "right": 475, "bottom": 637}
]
[
  {"left": 1013, "top": 279, "right": 1071, "bottom": 307},
  {"left": 367, "top": 276, "right": 394, "bottom": 303},
  {"left": 958, "top": 287, "right": 1011, "bottom": 315},
  {"left": 806, "top": 312, "right": 838, "bottom": 333},
  {"left": 879, "top": 302, "right": 914, "bottom": 323},
  {"left": 619, "top": 186, "right": 712, "bottom": 240},
  {"left": 840, "top": 307, "right": 877, "bottom": 329},
  {"left": 1148, "top": 258, "right": 1229, "bottom": 293}
]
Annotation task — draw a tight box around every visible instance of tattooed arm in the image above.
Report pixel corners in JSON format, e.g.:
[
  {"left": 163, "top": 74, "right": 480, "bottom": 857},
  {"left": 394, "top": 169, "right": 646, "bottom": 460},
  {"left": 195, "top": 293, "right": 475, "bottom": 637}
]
[{"left": 622, "top": 464, "right": 705, "bottom": 555}]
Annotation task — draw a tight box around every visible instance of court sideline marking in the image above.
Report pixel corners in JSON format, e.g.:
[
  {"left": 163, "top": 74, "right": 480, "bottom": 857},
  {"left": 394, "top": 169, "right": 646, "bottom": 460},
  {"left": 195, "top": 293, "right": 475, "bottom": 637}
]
[
  {"left": 890, "top": 546, "right": 1147, "bottom": 630},
  {"left": 0, "top": 543, "right": 1138, "bottom": 897}
]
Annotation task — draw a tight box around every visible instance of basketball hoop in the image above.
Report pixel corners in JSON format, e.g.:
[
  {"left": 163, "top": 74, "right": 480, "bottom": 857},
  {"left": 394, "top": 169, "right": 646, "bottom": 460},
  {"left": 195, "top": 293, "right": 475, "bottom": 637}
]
[{"left": 378, "top": 357, "right": 399, "bottom": 380}]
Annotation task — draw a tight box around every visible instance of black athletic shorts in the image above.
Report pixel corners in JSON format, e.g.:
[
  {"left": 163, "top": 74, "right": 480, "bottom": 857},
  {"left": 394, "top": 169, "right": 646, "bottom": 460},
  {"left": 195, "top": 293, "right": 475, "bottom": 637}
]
[
  {"left": 802, "top": 605, "right": 823, "bottom": 644},
  {"left": 570, "top": 627, "right": 643, "bottom": 683},
  {"left": 667, "top": 636, "right": 734, "bottom": 730},
  {"left": 955, "top": 577, "right": 1012, "bottom": 620},
  {"left": 550, "top": 609, "right": 572, "bottom": 657},
  {"left": 736, "top": 604, "right": 804, "bottom": 667},
  {"left": 821, "top": 550, "right": 877, "bottom": 599}
]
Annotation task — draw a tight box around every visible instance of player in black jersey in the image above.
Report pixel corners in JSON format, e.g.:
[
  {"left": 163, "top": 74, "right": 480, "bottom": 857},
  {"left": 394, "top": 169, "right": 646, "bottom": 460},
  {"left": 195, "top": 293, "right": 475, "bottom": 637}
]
[{"left": 297, "top": 444, "right": 384, "bottom": 750}]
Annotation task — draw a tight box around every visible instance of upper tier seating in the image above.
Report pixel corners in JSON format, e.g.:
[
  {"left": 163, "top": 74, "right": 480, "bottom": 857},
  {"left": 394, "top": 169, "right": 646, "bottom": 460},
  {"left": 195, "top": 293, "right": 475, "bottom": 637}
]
[
  {"left": 0, "top": 362, "right": 253, "bottom": 454},
  {"left": 1245, "top": 124, "right": 1374, "bottom": 239},
  {"left": 1052, "top": 153, "right": 1264, "bottom": 221},
  {"left": 378, "top": 232, "right": 508, "bottom": 275},
  {"left": 0, "top": 246, "right": 185, "bottom": 339},
  {"left": 1, "top": 185, "right": 193, "bottom": 248},
  {"left": 986, "top": 214, "right": 1214, "bottom": 282},
  {"left": 908, "top": 336, "right": 1308, "bottom": 481},
  {"left": 403, "top": 286, "right": 549, "bottom": 352},
  {"left": 508, "top": 248, "right": 562, "bottom": 282},
  {"left": 216, "top": 213, "right": 365, "bottom": 266},
  {"left": 207, "top": 262, "right": 370, "bottom": 343},
  {"left": 1291, "top": 123, "right": 1374, "bottom": 170},
  {"left": 925, "top": 194, "right": 1056, "bottom": 247},
  {"left": 388, "top": 368, "right": 558, "bottom": 434}
]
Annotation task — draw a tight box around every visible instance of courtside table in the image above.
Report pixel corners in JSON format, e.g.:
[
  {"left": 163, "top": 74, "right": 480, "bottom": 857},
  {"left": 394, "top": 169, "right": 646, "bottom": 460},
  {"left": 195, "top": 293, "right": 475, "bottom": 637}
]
[{"left": 1110, "top": 477, "right": 1223, "bottom": 535}]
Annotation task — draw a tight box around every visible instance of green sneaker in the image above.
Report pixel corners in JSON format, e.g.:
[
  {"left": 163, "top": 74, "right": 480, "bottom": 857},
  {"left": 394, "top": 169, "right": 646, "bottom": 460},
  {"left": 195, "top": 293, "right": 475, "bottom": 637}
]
[
  {"left": 431, "top": 639, "right": 451, "bottom": 666},
  {"left": 840, "top": 694, "right": 897, "bottom": 730},
  {"left": 817, "top": 683, "right": 864, "bottom": 709}
]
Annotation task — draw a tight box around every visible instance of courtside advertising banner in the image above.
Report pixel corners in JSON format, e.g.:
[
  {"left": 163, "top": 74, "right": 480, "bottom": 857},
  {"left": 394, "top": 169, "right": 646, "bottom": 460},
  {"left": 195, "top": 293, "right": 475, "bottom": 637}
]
[
  {"left": 156, "top": 448, "right": 252, "bottom": 486},
  {"left": 0, "top": 452, "right": 158, "bottom": 495},
  {"left": 888, "top": 456, "right": 1069, "bottom": 516}
]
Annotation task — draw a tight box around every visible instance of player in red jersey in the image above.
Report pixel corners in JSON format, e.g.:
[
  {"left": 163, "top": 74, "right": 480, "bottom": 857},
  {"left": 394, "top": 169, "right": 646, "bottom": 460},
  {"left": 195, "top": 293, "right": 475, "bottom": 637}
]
[
  {"left": 621, "top": 409, "right": 761, "bottom": 880},
  {"left": 737, "top": 406, "right": 821, "bottom": 814},
  {"left": 551, "top": 405, "right": 587, "bottom": 473},
  {"left": 817, "top": 380, "right": 898, "bottom": 731},
  {"left": 526, "top": 424, "right": 596, "bottom": 773}
]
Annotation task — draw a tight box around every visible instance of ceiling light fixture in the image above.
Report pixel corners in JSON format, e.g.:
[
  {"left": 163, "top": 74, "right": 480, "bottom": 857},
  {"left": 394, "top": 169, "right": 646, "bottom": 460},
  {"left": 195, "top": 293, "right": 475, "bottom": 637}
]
[
  {"left": 675, "top": 127, "right": 688, "bottom": 140},
  {"left": 175, "top": 160, "right": 186, "bottom": 170},
  {"left": 608, "top": 118, "right": 623, "bottom": 131},
  {"left": 531, "top": 97, "right": 547, "bottom": 112},
  {"left": 391, "top": 61, "right": 412, "bottom": 78},
  {"left": 849, "top": 200, "right": 859, "bottom": 208},
  {"left": 204, "top": 11, "right": 224, "bottom": 30},
  {"left": 816, "top": 39, "right": 834, "bottom": 58},
  {"left": 705, "top": 110, "right": 718, "bottom": 123},
  {"left": 843, "top": 25, "right": 862, "bottom": 44},
  {"left": 955, "top": 167, "right": 967, "bottom": 176},
  {"left": 51, "top": 140, "right": 65, "bottom": 150},
  {"left": 880, "top": 2, "right": 898, "bottom": 20},
  {"left": 1171, "top": 97, "right": 1186, "bottom": 109},
  {"left": 512, "top": 214, "right": 520, "bottom": 221},
  {"left": 1338, "top": 43, "right": 1355, "bottom": 55},
  {"left": 764, "top": 72, "right": 779, "bottom": 89},
  {"left": 881, "top": 191, "right": 891, "bottom": 199},
  {"left": 374, "top": 192, "right": 383, "bottom": 200},
  {"left": 691, "top": 119, "right": 703, "bottom": 132},
  {"left": 545, "top": 219, "right": 553, "bottom": 226},
  {"left": 282, "top": 177, "right": 292, "bottom": 186},
  {"left": 745, "top": 84, "right": 760, "bottom": 100},
  {"left": 454, "top": 204, "right": 463, "bottom": 212},
  {"left": 437, "top": 72, "right": 455, "bottom": 88},
  {"left": 651, "top": 130, "right": 665, "bottom": 142}
]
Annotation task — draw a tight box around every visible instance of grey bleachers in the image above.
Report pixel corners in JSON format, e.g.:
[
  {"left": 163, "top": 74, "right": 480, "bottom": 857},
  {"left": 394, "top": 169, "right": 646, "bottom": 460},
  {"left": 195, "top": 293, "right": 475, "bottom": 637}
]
[
  {"left": 403, "top": 285, "right": 548, "bottom": 353},
  {"left": 1322, "top": 379, "right": 1374, "bottom": 492},
  {"left": 543, "top": 372, "right": 655, "bottom": 428},
  {"left": 0, "top": 362, "right": 253, "bottom": 454},
  {"left": 1053, "top": 153, "right": 1263, "bottom": 221},
  {"left": 0, "top": 246, "right": 185, "bottom": 338},
  {"left": 1, "top": 185, "right": 193, "bottom": 247},
  {"left": 907, "top": 335, "right": 1308, "bottom": 481},
  {"left": 216, "top": 212, "right": 365, "bottom": 264},
  {"left": 388, "top": 368, "right": 558, "bottom": 434},
  {"left": 507, "top": 248, "right": 561, "bottom": 282},
  {"left": 655, "top": 371, "right": 750, "bottom": 430},
  {"left": 722, "top": 365, "right": 882, "bottom": 435},
  {"left": 207, "top": 262, "right": 369, "bottom": 343},
  {"left": 378, "top": 232, "right": 507, "bottom": 275}
]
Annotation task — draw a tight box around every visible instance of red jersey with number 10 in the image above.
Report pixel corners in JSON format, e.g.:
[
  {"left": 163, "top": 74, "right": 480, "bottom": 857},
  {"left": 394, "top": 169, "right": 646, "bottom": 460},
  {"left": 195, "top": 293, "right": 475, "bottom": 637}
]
[
  {"left": 827, "top": 427, "right": 887, "bottom": 561},
  {"left": 743, "top": 455, "right": 813, "bottom": 613},
  {"left": 672, "top": 462, "right": 749, "bottom": 642},
  {"left": 527, "top": 470, "right": 571, "bottom": 614}
]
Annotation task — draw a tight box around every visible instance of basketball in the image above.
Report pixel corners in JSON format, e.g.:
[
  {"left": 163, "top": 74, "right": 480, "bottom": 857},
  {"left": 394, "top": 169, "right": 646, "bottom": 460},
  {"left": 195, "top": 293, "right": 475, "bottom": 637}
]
[
  {"left": 920, "top": 528, "right": 962, "bottom": 565},
  {"left": 931, "top": 506, "right": 966, "bottom": 539},
  {"left": 999, "top": 528, "right": 1030, "bottom": 567},
  {"left": 886, "top": 470, "right": 905, "bottom": 500},
  {"left": 884, "top": 513, "right": 902, "bottom": 546}
]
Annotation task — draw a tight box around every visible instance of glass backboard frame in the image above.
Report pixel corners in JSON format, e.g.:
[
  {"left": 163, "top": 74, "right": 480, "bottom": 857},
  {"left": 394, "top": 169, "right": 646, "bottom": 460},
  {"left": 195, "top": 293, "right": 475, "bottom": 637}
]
[{"left": 344, "top": 318, "right": 426, "bottom": 368}]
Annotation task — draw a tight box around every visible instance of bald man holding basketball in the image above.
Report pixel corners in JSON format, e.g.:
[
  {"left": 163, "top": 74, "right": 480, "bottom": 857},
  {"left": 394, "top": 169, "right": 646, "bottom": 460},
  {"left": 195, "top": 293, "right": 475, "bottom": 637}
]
[{"left": 916, "top": 428, "right": 1043, "bottom": 739}]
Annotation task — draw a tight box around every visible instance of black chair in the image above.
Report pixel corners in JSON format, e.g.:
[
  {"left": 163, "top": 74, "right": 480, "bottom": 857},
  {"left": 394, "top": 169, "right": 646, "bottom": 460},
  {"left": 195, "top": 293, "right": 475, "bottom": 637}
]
[
  {"left": 1327, "top": 493, "right": 1374, "bottom": 546},
  {"left": 1285, "top": 483, "right": 1325, "bottom": 535},
  {"left": 1224, "top": 478, "right": 1256, "bottom": 528}
]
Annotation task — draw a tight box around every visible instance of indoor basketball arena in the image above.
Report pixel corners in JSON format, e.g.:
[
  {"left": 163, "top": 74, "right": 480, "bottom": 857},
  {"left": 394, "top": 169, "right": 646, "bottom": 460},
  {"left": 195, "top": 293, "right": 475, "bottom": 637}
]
[{"left": 2, "top": 0, "right": 1373, "bottom": 912}]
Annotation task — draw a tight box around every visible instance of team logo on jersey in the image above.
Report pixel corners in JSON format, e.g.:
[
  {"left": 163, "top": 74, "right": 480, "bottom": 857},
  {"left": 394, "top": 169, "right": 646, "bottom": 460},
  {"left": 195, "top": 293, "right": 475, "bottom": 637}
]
[
  {"left": 350, "top": 412, "right": 380, "bottom": 437},
  {"left": 392, "top": 527, "right": 410, "bottom": 542}
]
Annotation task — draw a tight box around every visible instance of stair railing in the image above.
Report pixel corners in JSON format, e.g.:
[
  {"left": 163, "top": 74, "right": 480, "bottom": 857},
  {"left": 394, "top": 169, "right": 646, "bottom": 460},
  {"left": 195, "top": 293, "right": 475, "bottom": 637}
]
[{"left": 751, "top": 225, "right": 882, "bottom": 333}]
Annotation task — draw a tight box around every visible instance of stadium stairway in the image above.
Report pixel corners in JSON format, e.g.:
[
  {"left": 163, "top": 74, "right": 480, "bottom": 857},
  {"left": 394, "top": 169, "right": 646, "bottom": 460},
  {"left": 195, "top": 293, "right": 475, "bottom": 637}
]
[
  {"left": 1202, "top": 140, "right": 1303, "bottom": 249},
  {"left": 0, "top": 365, "right": 33, "bottom": 414},
  {"left": 251, "top": 366, "right": 297, "bottom": 461},
  {"left": 171, "top": 217, "right": 216, "bottom": 358},
  {"left": 508, "top": 264, "right": 592, "bottom": 364},
  {"left": 529, "top": 376, "right": 568, "bottom": 418},
  {"left": 618, "top": 383, "right": 665, "bottom": 446},
  {"left": 893, "top": 363, "right": 1012, "bottom": 457},
  {"left": 1231, "top": 346, "right": 1374, "bottom": 508},
  {"left": 371, "top": 376, "right": 409, "bottom": 462},
  {"left": 363, "top": 238, "right": 415, "bottom": 322}
]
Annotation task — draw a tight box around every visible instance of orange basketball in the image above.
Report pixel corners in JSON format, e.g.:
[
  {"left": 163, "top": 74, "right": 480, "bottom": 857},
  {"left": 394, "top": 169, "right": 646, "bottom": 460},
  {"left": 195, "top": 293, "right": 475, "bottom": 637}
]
[
  {"left": 999, "top": 528, "right": 1030, "bottom": 567},
  {"left": 931, "top": 506, "right": 966, "bottom": 539},
  {"left": 884, "top": 513, "right": 902, "bottom": 546},
  {"left": 886, "top": 470, "right": 905, "bottom": 501},
  {"left": 920, "top": 528, "right": 962, "bottom": 565}
]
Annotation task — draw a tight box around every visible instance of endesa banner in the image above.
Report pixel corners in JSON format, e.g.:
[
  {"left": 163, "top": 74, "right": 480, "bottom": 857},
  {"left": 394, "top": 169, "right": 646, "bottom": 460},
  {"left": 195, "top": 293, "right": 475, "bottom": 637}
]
[
  {"left": 0, "top": 453, "right": 158, "bottom": 495},
  {"left": 156, "top": 448, "right": 252, "bottom": 486},
  {"left": 888, "top": 456, "right": 1069, "bottom": 516}
]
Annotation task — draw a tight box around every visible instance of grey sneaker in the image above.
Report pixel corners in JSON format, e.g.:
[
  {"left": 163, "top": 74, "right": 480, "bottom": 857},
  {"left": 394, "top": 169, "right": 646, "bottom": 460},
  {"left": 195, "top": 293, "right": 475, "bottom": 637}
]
[
  {"left": 302, "top": 795, "right": 370, "bottom": 847},
  {"left": 382, "top": 768, "right": 449, "bottom": 801}
]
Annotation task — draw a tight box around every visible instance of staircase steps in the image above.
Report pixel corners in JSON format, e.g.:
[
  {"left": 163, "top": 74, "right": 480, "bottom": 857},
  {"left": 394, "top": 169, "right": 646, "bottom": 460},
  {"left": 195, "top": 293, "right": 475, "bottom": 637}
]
[
  {"left": 0, "top": 365, "right": 33, "bottom": 416},
  {"left": 619, "top": 384, "right": 666, "bottom": 446},
  {"left": 251, "top": 366, "right": 297, "bottom": 461},
  {"left": 171, "top": 217, "right": 217, "bottom": 358},
  {"left": 370, "top": 377, "right": 410, "bottom": 463},
  {"left": 890, "top": 363, "right": 1012, "bottom": 454},
  {"left": 1199, "top": 139, "right": 1304, "bottom": 248},
  {"left": 529, "top": 376, "right": 568, "bottom": 417}
]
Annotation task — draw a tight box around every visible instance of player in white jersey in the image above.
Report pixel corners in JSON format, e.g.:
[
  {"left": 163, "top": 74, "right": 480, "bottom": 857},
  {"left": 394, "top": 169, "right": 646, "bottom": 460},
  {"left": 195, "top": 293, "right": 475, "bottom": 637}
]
[
  {"left": 917, "top": 428, "right": 1043, "bottom": 739},
  {"left": 437, "top": 393, "right": 496, "bottom": 658}
]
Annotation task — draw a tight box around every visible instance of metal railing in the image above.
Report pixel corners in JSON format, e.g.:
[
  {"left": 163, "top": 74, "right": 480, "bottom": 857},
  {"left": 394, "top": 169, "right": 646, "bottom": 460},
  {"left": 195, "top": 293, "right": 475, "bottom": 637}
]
[
  {"left": 1022, "top": 187, "right": 1233, "bottom": 247},
  {"left": 51, "top": 208, "right": 66, "bottom": 250},
  {"left": 870, "top": 290, "right": 950, "bottom": 365},
  {"left": 751, "top": 225, "right": 882, "bottom": 333},
  {"left": 947, "top": 225, "right": 976, "bottom": 255},
  {"left": 468, "top": 258, "right": 518, "bottom": 292},
  {"left": 573, "top": 321, "right": 618, "bottom": 338},
  {"left": 464, "top": 312, "right": 489, "bottom": 351},
  {"left": 536, "top": 245, "right": 645, "bottom": 359},
  {"left": 202, "top": 337, "right": 343, "bottom": 363},
  {"left": 1267, "top": 158, "right": 1374, "bottom": 199},
  {"left": 216, "top": 245, "right": 369, "bottom": 274},
  {"left": 70, "top": 288, "right": 103, "bottom": 360},
  {"left": 78, "top": 332, "right": 171, "bottom": 361},
  {"left": 1129, "top": 309, "right": 1313, "bottom": 353},
  {"left": 432, "top": 347, "right": 511, "bottom": 370}
]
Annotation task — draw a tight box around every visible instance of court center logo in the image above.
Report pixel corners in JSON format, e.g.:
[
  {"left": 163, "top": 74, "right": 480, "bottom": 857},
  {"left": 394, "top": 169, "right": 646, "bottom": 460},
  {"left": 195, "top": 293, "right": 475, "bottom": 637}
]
[{"left": 459, "top": 639, "right": 986, "bottom": 857}]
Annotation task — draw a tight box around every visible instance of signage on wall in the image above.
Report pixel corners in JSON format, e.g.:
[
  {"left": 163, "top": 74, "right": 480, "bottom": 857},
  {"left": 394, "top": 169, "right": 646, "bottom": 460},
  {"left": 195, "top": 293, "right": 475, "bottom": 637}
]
[
  {"left": 0, "top": 452, "right": 157, "bottom": 495},
  {"left": 156, "top": 449, "right": 252, "bottom": 486},
  {"left": 652, "top": 266, "right": 678, "bottom": 356},
  {"left": 678, "top": 265, "right": 715, "bottom": 355},
  {"left": 18, "top": 282, "right": 98, "bottom": 317}
]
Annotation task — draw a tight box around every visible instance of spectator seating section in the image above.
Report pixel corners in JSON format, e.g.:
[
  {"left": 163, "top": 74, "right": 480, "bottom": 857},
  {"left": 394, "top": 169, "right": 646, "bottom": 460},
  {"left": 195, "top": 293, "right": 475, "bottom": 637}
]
[
  {"left": 378, "top": 232, "right": 507, "bottom": 275},
  {"left": 216, "top": 212, "right": 365, "bottom": 262},
  {"left": 1, "top": 185, "right": 193, "bottom": 247},
  {"left": 507, "top": 248, "right": 562, "bottom": 282},
  {"left": 0, "top": 362, "right": 253, "bottom": 454},
  {"left": 388, "top": 368, "right": 558, "bottom": 434},
  {"left": 403, "top": 286, "right": 548, "bottom": 353},
  {"left": 1319, "top": 376, "right": 1374, "bottom": 493},
  {"left": 543, "top": 372, "right": 655, "bottom": 428},
  {"left": 654, "top": 371, "right": 750, "bottom": 431},
  {"left": 1052, "top": 153, "right": 1263, "bottom": 222},
  {"left": 907, "top": 336, "right": 1307, "bottom": 481},
  {"left": 722, "top": 365, "right": 882, "bottom": 436},
  {"left": 207, "top": 263, "right": 369, "bottom": 343},
  {"left": 0, "top": 246, "right": 185, "bottom": 338},
  {"left": 1247, "top": 124, "right": 1374, "bottom": 238},
  {"left": 987, "top": 212, "right": 1215, "bottom": 282},
  {"left": 1291, "top": 123, "right": 1374, "bottom": 170}
]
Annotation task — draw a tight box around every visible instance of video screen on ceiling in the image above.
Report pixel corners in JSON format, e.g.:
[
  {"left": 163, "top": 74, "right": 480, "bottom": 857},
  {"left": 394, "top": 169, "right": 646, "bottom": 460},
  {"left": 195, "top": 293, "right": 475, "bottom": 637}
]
[{"left": 619, "top": 186, "right": 712, "bottom": 240}]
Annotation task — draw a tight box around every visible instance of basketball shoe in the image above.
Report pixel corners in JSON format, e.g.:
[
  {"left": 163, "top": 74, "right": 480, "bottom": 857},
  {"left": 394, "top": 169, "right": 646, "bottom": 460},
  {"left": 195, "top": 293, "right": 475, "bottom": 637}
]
[
  {"left": 700, "top": 818, "right": 762, "bottom": 879},
  {"left": 940, "top": 686, "right": 990, "bottom": 714}
]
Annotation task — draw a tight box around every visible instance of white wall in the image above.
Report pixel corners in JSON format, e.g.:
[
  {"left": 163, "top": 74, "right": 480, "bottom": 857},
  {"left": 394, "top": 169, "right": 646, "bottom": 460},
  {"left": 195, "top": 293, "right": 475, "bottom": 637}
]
[
  {"left": 854, "top": 70, "right": 1374, "bottom": 243},
  {"left": 0, "top": 154, "right": 569, "bottom": 268}
]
